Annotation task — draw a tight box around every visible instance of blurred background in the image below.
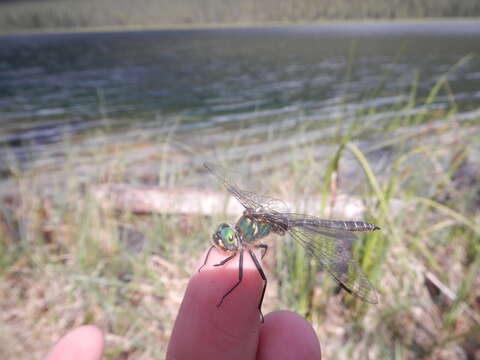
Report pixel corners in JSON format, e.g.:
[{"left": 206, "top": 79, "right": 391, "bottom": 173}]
[{"left": 0, "top": 1, "right": 479, "bottom": 359}]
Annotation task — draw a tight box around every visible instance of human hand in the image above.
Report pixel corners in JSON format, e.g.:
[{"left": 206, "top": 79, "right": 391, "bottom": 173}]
[
  {"left": 166, "top": 247, "right": 321, "bottom": 359},
  {"left": 45, "top": 248, "right": 321, "bottom": 359},
  {"left": 44, "top": 325, "right": 104, "bottom": 360}
]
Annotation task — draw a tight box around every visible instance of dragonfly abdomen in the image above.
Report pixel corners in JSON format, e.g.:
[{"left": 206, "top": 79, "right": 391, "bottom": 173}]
[
  {"left": 290, "top": 219, "right": 379, "bottom": 232},
  {"left": 341, "top": 220, "right": 379, "bottom": 232}
]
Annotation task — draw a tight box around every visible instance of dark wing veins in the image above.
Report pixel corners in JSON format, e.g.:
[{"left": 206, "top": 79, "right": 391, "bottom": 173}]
[
  {"left": 261, "top": 212, "right": 378, "bottom": 304},
  {"left": 204, "top": 162, "right": 288, "bottom": 213}
]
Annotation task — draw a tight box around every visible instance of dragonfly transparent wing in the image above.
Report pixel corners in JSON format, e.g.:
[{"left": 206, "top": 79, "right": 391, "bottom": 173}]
[
  {"left": 204, "top": 162, "right": 289, "bottom": 213},
  {"left": 286, "top": 225, "right": 378, "bottom": 304}
]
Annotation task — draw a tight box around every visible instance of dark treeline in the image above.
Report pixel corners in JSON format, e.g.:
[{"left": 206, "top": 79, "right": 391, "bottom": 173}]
[{"left": 1, "top": 0, "right": 480, "bottom": 31}]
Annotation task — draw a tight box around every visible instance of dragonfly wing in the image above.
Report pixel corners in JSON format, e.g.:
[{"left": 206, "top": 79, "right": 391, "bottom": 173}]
[
  {"left": 204, "top": 162, "right": 289, "bottom": 213},
  {"left": 287, "top": 226, "right": 378, "bottom": 304},
  {"left": 301, "top": 225, "right": 358, "bottom": 243}
]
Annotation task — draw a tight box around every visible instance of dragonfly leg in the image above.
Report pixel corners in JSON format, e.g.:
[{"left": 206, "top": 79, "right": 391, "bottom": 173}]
[
  {"left": 198, "top": 245, "right": 215, "bottom": 272},
  {"left": 217, "top": 249, "right": 243, "bottom": 307},
  {"left": 213, "top": 252, "right": 237, "bottom": 267},
  {"left": 248, "top": 248, "right": 267, "bottom": 323},
  {"left": 255, "top": 244, "right": 268, "bottom": 259}
]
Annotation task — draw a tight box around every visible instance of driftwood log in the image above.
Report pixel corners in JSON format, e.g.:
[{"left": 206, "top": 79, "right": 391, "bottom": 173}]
[{"left": 90, "top": 183, "right": 369, "bottom": 218}]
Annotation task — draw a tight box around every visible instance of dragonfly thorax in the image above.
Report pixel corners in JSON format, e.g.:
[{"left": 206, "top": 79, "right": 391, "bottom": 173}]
[
  {"left": 235, "top": 215, "right": 273, "bottom": 244},
  {"left": 212, "top": 223, "right": 239, "bottom": 251}
]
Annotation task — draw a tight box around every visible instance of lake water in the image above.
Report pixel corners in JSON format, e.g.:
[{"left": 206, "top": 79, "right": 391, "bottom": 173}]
[{"left": 1, "top": 21, "right": 480, "bottom": 191}]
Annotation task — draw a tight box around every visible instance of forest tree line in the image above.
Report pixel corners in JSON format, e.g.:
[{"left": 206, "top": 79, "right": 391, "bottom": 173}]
[{"left": 1, "top": 0, "right": 479, "bottom": 32}]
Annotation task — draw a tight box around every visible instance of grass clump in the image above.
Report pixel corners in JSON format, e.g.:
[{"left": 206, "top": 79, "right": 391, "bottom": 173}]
[{"left": 268, "top": 72, "right": 479, "bottom": 358}]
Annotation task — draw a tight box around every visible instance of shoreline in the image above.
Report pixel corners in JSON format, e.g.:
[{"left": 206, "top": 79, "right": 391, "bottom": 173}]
[{"left": 1, "top": 17, "right": 480, "bottom": 37}]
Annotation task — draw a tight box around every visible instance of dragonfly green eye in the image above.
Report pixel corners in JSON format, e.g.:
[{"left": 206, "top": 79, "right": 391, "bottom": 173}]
[{"left": 212, "top": 223, "right": 238, "bottom": 251}]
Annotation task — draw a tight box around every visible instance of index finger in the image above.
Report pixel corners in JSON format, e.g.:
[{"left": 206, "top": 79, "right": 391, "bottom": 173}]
[{"left": 166, "top": 247, "right": 264, "bottom": 360}]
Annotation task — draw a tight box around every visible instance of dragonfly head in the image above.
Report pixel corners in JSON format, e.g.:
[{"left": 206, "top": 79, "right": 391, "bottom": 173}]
[{"left": 212, "top": 223, "right": 239, "bottom": 251}]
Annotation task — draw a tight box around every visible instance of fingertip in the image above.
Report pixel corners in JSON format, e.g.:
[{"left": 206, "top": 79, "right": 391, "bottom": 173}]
[
  {"left": 167, "top": 247, "right": 264, "bottom": 360},
  {"left": 257, "top": 310, "right": 321, "bottom": 360},
  {"left": 45, "top": 325, "right": 104, "bottom": 360}
]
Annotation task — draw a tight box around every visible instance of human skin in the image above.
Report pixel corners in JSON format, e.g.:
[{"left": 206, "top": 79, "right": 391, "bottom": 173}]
[
  {"left": 44, "top": 325, "right": 104, "bottom": 360},
  {"left": 45, "top": 248, "right": 321, "bottom": 360},
  {"left": 166, "top": 247, "right": 321, "bottom": 359}
]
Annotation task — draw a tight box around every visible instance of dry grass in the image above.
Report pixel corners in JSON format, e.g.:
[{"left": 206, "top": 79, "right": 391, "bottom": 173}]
[{"left": 0, "top": 96, "right": 479, "bottom": 359}]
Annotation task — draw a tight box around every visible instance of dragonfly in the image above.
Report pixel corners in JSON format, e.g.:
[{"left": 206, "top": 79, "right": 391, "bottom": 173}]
[{"left": 199, "top": 162, "right": 380, "bottom": 320}]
